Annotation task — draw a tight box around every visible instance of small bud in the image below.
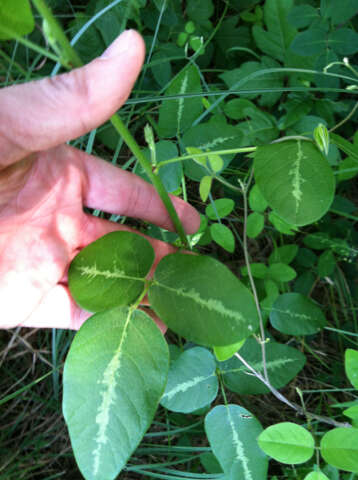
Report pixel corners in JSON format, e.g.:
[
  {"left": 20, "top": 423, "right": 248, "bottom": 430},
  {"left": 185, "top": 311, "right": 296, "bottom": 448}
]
[{"left": 313, "top": 123, "right": 330, "bottom": 156}]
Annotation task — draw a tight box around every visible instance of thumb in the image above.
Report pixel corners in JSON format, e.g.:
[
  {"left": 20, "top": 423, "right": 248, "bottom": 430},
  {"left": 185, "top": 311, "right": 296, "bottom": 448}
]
[{"left": 0, "top": 30, "right": 145, "bottom": 167}]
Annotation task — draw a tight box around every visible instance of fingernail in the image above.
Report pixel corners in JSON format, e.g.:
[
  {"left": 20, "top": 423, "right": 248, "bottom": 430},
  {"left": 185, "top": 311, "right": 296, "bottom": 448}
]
[{"left": 100, "top": 30, "right": 136, "bottom": 59}]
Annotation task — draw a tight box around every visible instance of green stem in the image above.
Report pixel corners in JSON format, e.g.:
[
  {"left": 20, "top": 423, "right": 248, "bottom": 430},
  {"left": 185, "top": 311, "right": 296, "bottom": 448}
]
[
  {"left": 32, "top": 0, "right": 189, "bottom": 248},
  {"left": 0, "top": 26, "right": 61, "bottom": 64},
  {"left": 156, "top": 147, "right": 257, "bottom": 169},
  {"left": 0, "top": 48, "right": 28, "bottom": 77},
  {"left": 32, "top": 0, "right": 82, "bottom": 68}
]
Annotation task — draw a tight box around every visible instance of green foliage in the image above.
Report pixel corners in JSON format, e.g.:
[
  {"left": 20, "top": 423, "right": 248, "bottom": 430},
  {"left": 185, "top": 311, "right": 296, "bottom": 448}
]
[
  {"left": 205, "top": 405, "right": 268, "bottom": 478},
  {"left": 0, "top": 0, "right": 34, "bottom": 39},
  {"left": 68, "top": 231, "right": 154, "bottom": 312},
  {"left": 160, "top": 347, "right": 218, "bottom": 413},
  {"left": 254, "top": 140, "right": 335, "bottom": 226},
  {"left": 6, "top": 0, "right": 358, "bottom": 478},
  {"left": 270, "top": 293, "right": 326, "bottom": 335},
  {"left": 149, "top": 253, "right": 259, "bottom": 346},
  {"left": 63, "top": 307, "right": 169, "bottom": 480},
  {"left": 258, "top": 422, "right": 315, "bottom": 464}
]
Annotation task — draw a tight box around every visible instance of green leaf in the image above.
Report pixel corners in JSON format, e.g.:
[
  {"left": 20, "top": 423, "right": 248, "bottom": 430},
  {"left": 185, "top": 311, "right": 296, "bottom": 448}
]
[
  {"left": 290, "top": 28, "right": 327, "bottom": 56},
  {"left": 318, "top": 250, "right": 336, "bottom": 277},
  {"left": 199, "top": 176, "right": 213, "bottom": 202},
  {"left": 149, "top": 254, "right": 259, "bottom": 347},
  {"left": 252, "top": 0, "right": 296, "bottom": 62},
  {"left": 160, "top": 347, "right": 218, "bottom": 413},
  {"left": 267, "top": 263, "right": 297, "bottom": 282},
  {"left": 343, "top": 405, "right": 358, "bottom": 421},
  {"left": 210, "top": 223, "right": 235, "bottom": 253},
  {"left": 187, "top": 0, "right": 214, "bottom": 24},
  {"left": 0, "top": 0, "right": 34, "bottom": 40},
  {"left": 254, "top": 140, "right": 335, "bottom": 226},
  {"left": 219, "top": 337, "right": 306, "bottom": 395},
  {"left": 63, "top": 307, "right": 169, "bottom": 480},
  {"left": 304, "top": 472, "right": 329, "bottom": 480},
  {"left": 206, "top": 198, "right": 235, "bottom": 220},
  {"left": 214, "top": 339, "right": 246, "bottom": 362},
  {"left": 345, "top": 349, "right": 358, "bottom": 389},
  {"left": 328, "top": 28, "right": 358, "bottom": 55},
  {"left": 224, "top": 99, "right": 256, "bottom": 120},
  {"left": 157, "top": 65, "right": 203, "bottom": 138},
  {"left": 246, "top": 212, "right": 265, "bottom": 238},
  {"left": 268, "top": 212, "right": 295, "bottom": 235},
  {"left": 321, "top": 428, "right": 358, "bottom": 473},
  {"left": 68, "top": 232, "right": 154, "bottom": 312},
  {"left": 241, "top": 263, "right": 268, "bottom": 279},
  {"left": 205, "top": 405, "right": 268, "bottom": 479},
  {"left": 183, "top": 117, "right": 241, "bottom": 181},
  {"left": 270, "top": 293, "right": 326, "bottom": 336},
  {"left": 138, "top": 141, "right": 182, "bottom": 193},
  {"left": 236, "top": 106, "right": 279, "bottom": 144},
  {"left": 208, "top": 154, "right": 224, "bottom": 173},
  {"left": 258, "top": 422, "right": 315, "bottom": 464},
  {"left": 321, "top": 0, "right": 358, "bottom": 24},
  {"left": 287, "top": 5, "right": 319, "bottom": 28},
  {"left": 269, "top": 244, "right": 298, "bottom": 265},
  {"left": 249, "top": 184, "right": 268, "bottom": 213},
  {"left": 220, "top": 59, "right": 283, "bottom": 108}
]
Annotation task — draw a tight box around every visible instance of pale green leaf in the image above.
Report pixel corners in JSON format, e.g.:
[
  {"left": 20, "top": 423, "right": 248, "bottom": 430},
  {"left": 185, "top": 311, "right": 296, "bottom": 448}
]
[
  {"left": 63, "top": 307, "right": 169, "bottom": 480},
  {"left": 149, "top": 254, "right": 259, "bottom": 347},
  {"left": 258, "top": 422, "right": 315, "bottom": 464},
  {"left": 269, "top": 244, "right": 298, "bottom": 265},
  {"left": 199, "top": 176, "right": 213, "bottom": 202},
  {"left": 205, "top": 405, "right": 268, "bottom": 479},
  {"left": 68, "top": 232, "right": 154, "bottom": 312},
  {"left": 249, "top": 184, "right": 268, "bottom": 213},
  {"left": 246, "top": 212, "right": 264, "bottom": 238},
  {"left": 0, "top": 0, "right": 34, "bottom": 40},
  {"left": 267, "top": 263, "right": 296, "bottom": 282},
  {"left": 214, "top": 339, "right": 246, "bottom": 362},
  {"left": 304, "top": 472, "right": 329, "bottom": 480},
  {"left": 160, "top": 347, "right": 218, "bottom": 413},
  {"left": 345, "top": 349, "right": 358, "bottom": 389},
  {"left": 321, "top": 428, "right": 358, "bottom": 473},
  {"left": 206, "top": 198, "right": 235, "bottom": 220},
  {"left": 210, "top": 223, "right": 235, "bottom": 253}
]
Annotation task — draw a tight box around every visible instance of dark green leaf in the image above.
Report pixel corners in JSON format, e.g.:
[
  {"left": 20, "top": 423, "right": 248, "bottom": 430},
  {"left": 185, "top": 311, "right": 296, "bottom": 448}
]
[
  {"left": 254, "top": 140, "right": 335, "bottom": 226},
  {"left": 318, "top": 250, "right": 336, "bottom": 277},
  {"left": 270, "top": 293, "right": 326, "bottom": 335},
  {"left": 160, "top": 347, "right": 218, "bottom": 413},
  {"left": 205, "top": 405, "right": 268, "bottom": 479},
  {"left": 287, "top": 5, "right": 319, "bottom": 29},
  {"left": 328, "top": 29, "right": 358, "bottom": 56},
  {"left": 68, "top": 232, "right": 154, "bottom": 312},
  {"left": 252, "top": 0, "right": 296, "bottom": 62},
  {"left": 149, "top": 254, "right": 259, "bottom": 347},
  {"left": 219, "top": 337, "right": 306, "bottom": 394},
  {"left": 63, "top": 307, "right": 169, "bottom": 480},
  {"left": 290, "top": 28, "right": 327, "bottom": 56},
  {"left": 157, "top": 65, "right": 203, "bottom": 138}
]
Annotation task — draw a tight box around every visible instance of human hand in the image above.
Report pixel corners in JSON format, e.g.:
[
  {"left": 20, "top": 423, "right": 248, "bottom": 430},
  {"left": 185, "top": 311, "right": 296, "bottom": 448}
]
[{"left": 0, "top": 30, "right": 200, "bottom": 330}]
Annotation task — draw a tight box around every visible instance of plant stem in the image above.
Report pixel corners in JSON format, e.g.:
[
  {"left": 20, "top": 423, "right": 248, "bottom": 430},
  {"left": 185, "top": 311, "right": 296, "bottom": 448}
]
[
  {"left": 32, "top": 0, "right": 189, "bottom": 248},
  {"left": 238, "top": 174, "right": 269, "bottom": 383},
  {"left": 32, "top": 0, "right": 82, "bottom": 68},
  {"left": 234, "top": 352, "right": 350, "bottom": 429}
]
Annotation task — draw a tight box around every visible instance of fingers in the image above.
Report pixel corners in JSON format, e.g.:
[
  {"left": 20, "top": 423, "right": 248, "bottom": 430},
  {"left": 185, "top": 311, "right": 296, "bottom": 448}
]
[
  {"left": 0, "top": 30, "right": 145, "bottom": 168},
  {"left": 76, "top": 147, "right": 201, "bottom": 235}
]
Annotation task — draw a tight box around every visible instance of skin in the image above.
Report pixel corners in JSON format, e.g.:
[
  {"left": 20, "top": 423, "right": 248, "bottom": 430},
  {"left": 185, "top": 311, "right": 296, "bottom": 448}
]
[{"left": 0, "top": 30, "right": 200, "bottom": 330}]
